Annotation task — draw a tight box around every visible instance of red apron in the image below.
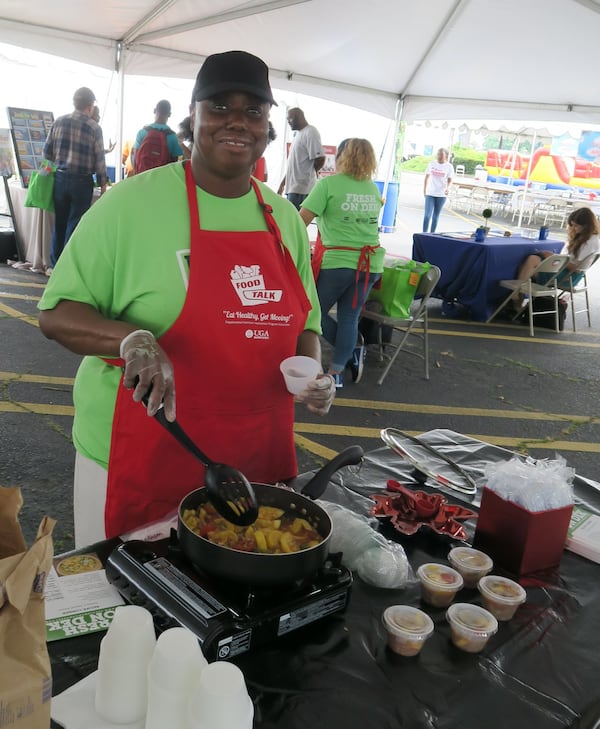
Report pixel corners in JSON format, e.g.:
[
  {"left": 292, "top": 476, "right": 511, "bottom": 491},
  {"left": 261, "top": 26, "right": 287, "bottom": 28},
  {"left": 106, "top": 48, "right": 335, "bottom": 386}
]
[
  {"left": 312, "top": 235, "right": 381, "bottom": 307},
  {"left": 104, "top": 161, "right": 311, "bottom": 538}
]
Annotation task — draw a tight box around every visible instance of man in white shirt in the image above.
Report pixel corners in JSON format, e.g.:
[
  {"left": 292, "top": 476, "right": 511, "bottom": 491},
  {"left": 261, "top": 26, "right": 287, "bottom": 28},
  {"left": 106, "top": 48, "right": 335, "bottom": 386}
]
[
  {"left": 278, "top": 108, "right": 325, "bottom": 209},
  {"left": 422, "top": 147, "right": 454, "bottom": 232}
]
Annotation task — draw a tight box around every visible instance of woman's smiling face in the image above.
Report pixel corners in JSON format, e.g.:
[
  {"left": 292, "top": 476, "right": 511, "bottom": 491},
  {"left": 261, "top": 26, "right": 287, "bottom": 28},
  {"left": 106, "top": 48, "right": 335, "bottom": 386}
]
[{"left": 191, "top": 92, "right": 269, "bottom": 184}]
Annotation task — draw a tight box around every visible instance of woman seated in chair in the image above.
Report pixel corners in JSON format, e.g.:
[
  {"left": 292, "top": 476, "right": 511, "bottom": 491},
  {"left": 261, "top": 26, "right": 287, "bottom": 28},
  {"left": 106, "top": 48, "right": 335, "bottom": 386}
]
[{"left": 514, "top": 206, "right": 599, "bottom": 296}]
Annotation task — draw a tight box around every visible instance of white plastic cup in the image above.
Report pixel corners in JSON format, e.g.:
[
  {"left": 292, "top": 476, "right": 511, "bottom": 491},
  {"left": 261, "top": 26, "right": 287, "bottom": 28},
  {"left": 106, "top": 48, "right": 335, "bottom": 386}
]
[
  {"left": 187, "top": 662, "right": 253, "bottom": 729},
  {"left": 382, "top": 605, "right": 434, "bottom": 656},
  {"left": 478, "top": 575, "right": 527, "bottom": 621},
  {"left": 94, "top": 605, "right": 157, "bottom": 724},
  {"left": 280, "top": 355, "right": 320, "bottom": 395},
  {"left": 145, "top": 628, "right": 208, "bottom": 729}
]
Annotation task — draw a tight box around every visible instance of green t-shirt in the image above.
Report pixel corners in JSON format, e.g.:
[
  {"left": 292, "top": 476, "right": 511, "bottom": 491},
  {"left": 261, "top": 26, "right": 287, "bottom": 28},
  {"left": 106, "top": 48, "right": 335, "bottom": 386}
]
[
  {"left": 39, "top": 162, "right": 321, "bottom": 468},
  {"left": 302, "top": 174, "right": 386, "bottom": 272}
]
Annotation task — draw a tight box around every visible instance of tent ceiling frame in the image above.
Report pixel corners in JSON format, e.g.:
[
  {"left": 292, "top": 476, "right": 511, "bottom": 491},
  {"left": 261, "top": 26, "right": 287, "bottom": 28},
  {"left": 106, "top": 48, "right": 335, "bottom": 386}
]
[{"left": 129, "top": 0, "right": 313, "bottom": 45}]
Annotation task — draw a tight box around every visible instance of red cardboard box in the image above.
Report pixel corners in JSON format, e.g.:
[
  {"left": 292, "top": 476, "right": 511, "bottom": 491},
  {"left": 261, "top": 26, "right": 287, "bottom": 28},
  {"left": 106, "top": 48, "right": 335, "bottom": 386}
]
[{"left": 473, "top": 487, "right": 573, "bottom": 575}]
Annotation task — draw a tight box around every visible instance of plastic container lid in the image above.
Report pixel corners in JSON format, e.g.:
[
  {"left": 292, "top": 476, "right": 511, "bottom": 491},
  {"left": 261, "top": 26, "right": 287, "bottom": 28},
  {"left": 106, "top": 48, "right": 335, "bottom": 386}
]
[
  {"left": 448, "top": 547, "right": 493, "bottom": 572},
  {"left": 478, "top": 575, "right": 527, "bottom": 605},
  {"left": 446, "top": 603, "right": 498, "bottom": 636},
  {"left": 417, "top": 563, "right": 464, "bottom": 591},
  {"left": 382, "top": 605, "right": 434, "bottom": 638}
]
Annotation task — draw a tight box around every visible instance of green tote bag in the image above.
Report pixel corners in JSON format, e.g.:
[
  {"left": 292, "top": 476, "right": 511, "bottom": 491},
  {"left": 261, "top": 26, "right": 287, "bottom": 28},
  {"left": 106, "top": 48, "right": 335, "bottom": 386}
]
[
  {"left": 24, "top": 161, "right": 55, "bottom": 213},
  {"left": 368, "top": 259, "right": 431, "bottom": 318}
]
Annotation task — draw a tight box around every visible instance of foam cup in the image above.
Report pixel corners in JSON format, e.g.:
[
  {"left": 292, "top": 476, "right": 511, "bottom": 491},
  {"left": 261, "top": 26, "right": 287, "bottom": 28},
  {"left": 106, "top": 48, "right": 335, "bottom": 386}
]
[
  {"left": 187, "top": 661, "right": 253, "bottom": 729},
  {"left": 145, "top": 627, "right": 208, "bottom": 729},
  {"left": 280, "top": 355, "right": 320, "bottom": 394},
  {"left": 94, "top": 605, "right": 156, "bottom": 724}
]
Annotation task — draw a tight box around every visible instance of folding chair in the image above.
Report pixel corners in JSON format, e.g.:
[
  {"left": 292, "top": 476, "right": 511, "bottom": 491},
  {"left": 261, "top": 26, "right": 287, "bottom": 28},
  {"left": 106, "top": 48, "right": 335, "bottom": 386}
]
[
  {"left": 360, "top": 265, "right": 441, "bottom": 383},
  {"left": 558, "top": 252, "right": 599, "bottom": 332},
  {"left": 486, "top": 254, "right": 569, "bottom": 336}
]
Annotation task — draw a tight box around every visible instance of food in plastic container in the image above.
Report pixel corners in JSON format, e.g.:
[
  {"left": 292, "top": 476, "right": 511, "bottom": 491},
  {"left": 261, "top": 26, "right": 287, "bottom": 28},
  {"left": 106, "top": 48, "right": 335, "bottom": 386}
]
[
  {"left": 382, "top": 605, "right": 434, "bottom": 656},
  {"left": 446, "top": 603, "right": 498, "bottom": 653},
  {"left": 417, "top": 563, "right": 463, "bottom": 607},
  {"left": 478, "top": 575, "right": 527, "bottom": 621},
  {"left": 447, "top": 547, "right": 493, "bottom": 588}
]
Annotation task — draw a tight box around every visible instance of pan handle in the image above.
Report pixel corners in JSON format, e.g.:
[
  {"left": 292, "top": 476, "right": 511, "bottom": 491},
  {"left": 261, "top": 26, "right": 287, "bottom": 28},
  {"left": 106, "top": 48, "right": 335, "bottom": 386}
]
[{"left": 301, "top": 445, "right": 364, "bottom": 501}]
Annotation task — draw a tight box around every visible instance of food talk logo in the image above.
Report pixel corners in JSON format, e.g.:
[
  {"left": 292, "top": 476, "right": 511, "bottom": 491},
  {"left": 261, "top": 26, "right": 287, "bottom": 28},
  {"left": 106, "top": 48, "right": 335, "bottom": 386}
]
[{"left": 230, "top": 264, "right": 282, "bottom": 306}]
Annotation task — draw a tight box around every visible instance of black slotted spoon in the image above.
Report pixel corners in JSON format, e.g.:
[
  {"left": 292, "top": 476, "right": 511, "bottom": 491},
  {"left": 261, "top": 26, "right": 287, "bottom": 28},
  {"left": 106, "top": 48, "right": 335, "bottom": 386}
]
[{"left": 139, "top": 388, "right": 258, "bottom": 526}]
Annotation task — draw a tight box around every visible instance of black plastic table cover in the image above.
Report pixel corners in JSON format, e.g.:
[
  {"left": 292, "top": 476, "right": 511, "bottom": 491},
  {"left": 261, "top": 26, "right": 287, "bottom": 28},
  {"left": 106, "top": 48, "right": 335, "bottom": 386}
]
[{"left": 50, "top": 429, "right": 600, "bottom": 729}]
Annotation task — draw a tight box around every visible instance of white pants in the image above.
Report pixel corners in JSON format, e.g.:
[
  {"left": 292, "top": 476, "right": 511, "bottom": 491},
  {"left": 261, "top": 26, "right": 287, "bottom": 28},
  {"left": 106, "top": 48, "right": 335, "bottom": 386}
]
[{"left": 73, "top": 452, "right": 108, "bottom": 548}]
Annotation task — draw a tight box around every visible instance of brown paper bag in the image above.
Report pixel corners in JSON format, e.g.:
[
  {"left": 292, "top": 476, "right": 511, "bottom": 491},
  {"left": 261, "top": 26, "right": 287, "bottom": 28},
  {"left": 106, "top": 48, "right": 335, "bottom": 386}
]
[{"left": 0, "top": 487, "right": 55, "bottom": 729}]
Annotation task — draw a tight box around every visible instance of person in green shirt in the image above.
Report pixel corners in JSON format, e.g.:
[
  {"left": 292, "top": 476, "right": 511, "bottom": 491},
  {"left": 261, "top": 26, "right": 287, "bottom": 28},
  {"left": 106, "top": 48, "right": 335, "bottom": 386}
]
[{"left": 300, "top": 138, "right": 385, "bottom": 388}]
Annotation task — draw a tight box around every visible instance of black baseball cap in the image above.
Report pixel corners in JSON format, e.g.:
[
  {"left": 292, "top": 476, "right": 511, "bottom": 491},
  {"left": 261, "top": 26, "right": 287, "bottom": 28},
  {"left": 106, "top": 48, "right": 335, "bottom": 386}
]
[{"left": 191, "top": 50, "right": 277, "bottom": 106}]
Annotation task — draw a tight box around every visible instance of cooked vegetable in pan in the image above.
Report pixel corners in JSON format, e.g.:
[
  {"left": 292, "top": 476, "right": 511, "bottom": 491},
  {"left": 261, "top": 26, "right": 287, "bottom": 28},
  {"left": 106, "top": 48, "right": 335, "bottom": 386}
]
[{"left": 182, "top": 503, "right": 323, "bottom": 554}]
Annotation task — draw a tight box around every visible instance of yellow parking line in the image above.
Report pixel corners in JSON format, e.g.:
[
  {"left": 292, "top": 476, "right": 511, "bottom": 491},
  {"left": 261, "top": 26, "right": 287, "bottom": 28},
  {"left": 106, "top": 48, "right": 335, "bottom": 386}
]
[
  {"left": 293, "top": 433, "right": 340, "bottom": 461},
  {"left": 0, "top": 372, "right": 75, "bottom": 385},
  {"left": 0, "top": 302, "right": 39, "bottom": 326},
  {"left": 428, "top": 327, "right": 600, "bottom": 347},
  {"left": 333, "top": 398, "right": 597, "bottom": 424},
  {"left": 293, "top": 424, "right": 600, "bottom": 453},
  {"left": 0, "top": 278, "right": 46, "bottom": 289},
  {"left": 0, "top": 401, "right": 74, "bottom": 416},
  {"left": 0, "top": 291, "right": 41, "bottom": 301}
]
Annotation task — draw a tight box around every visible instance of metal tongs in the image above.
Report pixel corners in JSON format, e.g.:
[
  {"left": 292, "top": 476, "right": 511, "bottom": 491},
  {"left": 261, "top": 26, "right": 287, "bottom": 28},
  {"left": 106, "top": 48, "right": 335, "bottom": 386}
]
[{"left": 380, "top": 428, "right": 478, "bottom": 495}]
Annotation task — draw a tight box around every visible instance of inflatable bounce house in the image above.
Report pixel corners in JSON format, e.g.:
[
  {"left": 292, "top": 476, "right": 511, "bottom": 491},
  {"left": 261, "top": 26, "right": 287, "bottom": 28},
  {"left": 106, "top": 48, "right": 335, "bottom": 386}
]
[{"left": 485, "top": 148, "right": 600, "bottom": 191}]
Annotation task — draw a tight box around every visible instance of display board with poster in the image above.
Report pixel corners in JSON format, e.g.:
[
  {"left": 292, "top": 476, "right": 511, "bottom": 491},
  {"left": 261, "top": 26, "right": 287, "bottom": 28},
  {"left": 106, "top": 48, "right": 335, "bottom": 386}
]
[
  {"left": 7, "top": 107, "right": 54, "bottom": 187},
  {"left": 0, "top": 128, "right": 16, "bottom": 178}
]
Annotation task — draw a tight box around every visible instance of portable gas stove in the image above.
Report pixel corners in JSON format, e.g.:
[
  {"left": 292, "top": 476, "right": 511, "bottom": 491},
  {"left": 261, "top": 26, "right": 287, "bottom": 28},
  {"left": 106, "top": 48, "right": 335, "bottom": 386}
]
[{"left": 105, "top": 533, "right": 352, "bottom": 661}]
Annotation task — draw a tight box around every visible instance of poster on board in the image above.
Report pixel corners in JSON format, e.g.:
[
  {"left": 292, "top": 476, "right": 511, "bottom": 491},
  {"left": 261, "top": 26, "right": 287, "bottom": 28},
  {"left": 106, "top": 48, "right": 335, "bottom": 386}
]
[
  {"left": 7, "top": 107, "right": 54, "bottom": 187},
  {"left": 0, "top": 128, "right": 15, "bottom": 177}
]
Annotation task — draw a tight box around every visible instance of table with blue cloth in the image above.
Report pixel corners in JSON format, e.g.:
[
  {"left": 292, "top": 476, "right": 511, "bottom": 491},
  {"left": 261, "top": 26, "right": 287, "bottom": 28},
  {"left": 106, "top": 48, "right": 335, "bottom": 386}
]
[{"left": 412, "top": 232, "right": 564, "bottom": 321}]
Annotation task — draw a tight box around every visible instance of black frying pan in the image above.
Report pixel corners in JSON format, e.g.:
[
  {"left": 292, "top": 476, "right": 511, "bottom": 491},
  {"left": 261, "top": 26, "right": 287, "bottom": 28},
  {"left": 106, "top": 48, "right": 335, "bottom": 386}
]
[{"left": 177, "top": 446, "right": 364, "bottom": 586}]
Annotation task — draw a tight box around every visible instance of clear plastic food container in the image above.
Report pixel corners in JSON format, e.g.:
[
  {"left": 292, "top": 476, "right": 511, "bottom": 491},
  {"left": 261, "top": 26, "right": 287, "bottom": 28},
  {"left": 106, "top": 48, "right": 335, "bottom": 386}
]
[
  {"left": 478, "top": 575, "right": 527, "bottom": 621},
  {"left": 382, "top": 605, "right": 434, "bottom": 657},
  {"left": 417, "top": 563, "right": 464, "bottom": 607},
  {"left": 446, "top": 603, "right": 498, "bottom": 653},
  {"left": 448, "top": 547, "right": 493, "bottom": 588}
]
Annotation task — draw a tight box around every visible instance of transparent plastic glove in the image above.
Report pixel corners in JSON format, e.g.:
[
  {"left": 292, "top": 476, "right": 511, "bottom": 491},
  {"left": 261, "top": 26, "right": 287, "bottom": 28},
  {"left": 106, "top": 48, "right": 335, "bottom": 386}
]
[
  {"left": 297, "top": 373, "right": 336, "bottom": 415},
  {"left": 120, "top": 329, "right": 175, "bottom": 420}
]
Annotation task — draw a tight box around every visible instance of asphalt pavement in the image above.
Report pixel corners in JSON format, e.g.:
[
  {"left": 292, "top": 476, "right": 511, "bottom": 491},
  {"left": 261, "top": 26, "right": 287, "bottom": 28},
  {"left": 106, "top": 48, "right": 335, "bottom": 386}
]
[{"left": 2, "top": 171, "right": 599, "bottom": 553}]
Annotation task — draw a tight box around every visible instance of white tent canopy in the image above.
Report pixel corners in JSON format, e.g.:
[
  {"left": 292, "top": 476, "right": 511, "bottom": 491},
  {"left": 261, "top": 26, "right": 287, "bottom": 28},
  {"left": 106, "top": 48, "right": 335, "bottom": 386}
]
[{"left": 2, "top": 0, "right": 600, "bottom": 124}]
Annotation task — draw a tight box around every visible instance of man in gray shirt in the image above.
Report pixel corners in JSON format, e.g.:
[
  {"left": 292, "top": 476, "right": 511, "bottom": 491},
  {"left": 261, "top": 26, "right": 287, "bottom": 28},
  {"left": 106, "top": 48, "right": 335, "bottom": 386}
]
[{"left": 278, "top": 108, "right": 325, "bottom": 209}]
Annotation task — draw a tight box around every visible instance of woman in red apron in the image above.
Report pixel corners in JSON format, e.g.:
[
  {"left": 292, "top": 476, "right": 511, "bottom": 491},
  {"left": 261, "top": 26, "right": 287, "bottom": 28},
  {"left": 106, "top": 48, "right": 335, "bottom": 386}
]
[{"left": 39, "top": 50, "right": 336, "bottom": 544}]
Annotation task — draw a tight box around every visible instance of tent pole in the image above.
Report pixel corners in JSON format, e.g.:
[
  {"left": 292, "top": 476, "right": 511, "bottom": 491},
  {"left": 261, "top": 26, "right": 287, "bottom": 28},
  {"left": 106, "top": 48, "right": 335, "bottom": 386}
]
[
  {"left": 115, "top": 42, "right": 125, "bottom": 183},
  {"left": 379, "top": 97, "right": 403, "bottom": 228},
  {"left": 518, "top": 129, "right": 537, "bottom": 228}
]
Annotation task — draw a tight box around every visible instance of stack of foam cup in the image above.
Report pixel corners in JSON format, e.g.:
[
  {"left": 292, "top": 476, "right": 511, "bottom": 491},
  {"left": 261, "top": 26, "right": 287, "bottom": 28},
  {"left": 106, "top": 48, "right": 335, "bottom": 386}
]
[
  {"left": 187, "top": 661, "right": 254, "bottom": 729},
  {"left": 94, "top": 605, "right": 157, "bottom": 724},
  {"left": 145, "top": 627, "right": 209, "bottom": 729}
]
